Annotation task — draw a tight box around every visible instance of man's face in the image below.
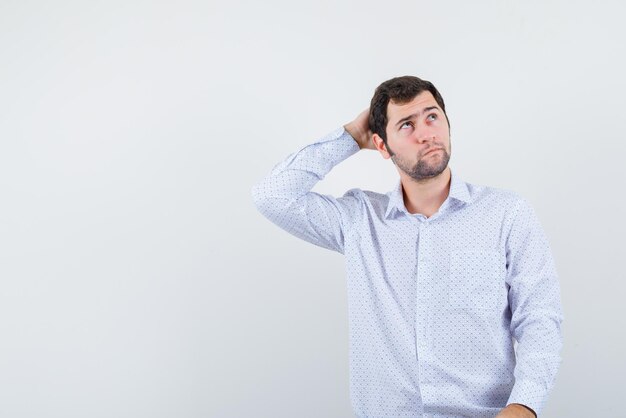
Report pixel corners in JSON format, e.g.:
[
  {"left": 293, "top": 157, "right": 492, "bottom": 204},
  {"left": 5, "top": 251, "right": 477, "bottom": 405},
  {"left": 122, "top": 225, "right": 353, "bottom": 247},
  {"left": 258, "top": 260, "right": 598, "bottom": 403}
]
[{"left": 373, "top": 91, "right": 451, "bottom": 182}]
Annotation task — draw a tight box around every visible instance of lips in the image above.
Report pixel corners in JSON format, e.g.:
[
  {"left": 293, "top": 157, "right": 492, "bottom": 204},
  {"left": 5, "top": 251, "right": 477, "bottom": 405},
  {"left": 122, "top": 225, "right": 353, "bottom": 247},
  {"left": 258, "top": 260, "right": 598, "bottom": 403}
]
[{"left": 423, "top": 148, "right": 443, "bottom": 156}]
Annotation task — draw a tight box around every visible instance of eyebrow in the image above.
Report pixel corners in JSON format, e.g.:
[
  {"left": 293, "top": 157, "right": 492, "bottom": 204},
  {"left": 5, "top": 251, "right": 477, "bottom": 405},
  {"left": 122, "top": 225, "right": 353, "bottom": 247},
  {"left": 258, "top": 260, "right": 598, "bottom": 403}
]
[{"left": 394, "top": 106, "right": 441, "bottom": 127}]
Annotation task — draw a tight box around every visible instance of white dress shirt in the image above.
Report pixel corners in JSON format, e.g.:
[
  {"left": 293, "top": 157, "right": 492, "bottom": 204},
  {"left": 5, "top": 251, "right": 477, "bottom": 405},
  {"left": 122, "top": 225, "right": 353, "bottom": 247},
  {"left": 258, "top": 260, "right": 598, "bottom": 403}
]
[{"left": 252, "top": 127, "right": 563, "bottom": 417}]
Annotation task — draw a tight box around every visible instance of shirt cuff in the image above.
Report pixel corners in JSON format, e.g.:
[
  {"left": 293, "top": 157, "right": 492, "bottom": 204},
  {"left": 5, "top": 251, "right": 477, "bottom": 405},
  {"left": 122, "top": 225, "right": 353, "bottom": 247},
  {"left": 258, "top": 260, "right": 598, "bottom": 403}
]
[
  {"left": 319, "top": 126, "right": 360, "bottom": 150},
  {"left": 282, "top": 127, "right": 360, "bottom": 173},
  {"left": 507, "top": 379, "right": 548, "bottom": 417}
]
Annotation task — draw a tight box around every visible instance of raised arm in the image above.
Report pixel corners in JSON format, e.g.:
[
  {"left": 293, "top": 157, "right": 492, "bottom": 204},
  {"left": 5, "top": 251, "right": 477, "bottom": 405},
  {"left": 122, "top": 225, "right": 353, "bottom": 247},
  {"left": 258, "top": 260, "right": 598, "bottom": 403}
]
[{"left": 251, "top": 109, "right": 372, "bottom": 253}]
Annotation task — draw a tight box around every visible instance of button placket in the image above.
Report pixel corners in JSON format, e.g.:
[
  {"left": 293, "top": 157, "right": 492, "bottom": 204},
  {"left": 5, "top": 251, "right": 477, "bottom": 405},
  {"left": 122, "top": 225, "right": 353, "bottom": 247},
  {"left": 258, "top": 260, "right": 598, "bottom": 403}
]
[{"left": 415, "top": 218, "right": 433, "bottom": 394}]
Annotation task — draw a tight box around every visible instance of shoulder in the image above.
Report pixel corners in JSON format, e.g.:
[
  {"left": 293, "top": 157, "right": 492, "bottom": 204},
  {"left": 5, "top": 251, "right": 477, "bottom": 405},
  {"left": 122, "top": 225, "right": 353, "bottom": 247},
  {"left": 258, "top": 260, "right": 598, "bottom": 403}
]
[
  {"left": 466, "top": 181, "right": 528, "bottom": 211},
  {"left": 464, "top": 181, "right": 545, "bottom": 236},
  {"left": 341, "top": 187, "right": 389, "bottom": 205},
  {"left": 339, "top": 187, "right": 390, "bottom": 216},
  {"left": 459, "top": 180, "right": 539, "bottom": 227}
]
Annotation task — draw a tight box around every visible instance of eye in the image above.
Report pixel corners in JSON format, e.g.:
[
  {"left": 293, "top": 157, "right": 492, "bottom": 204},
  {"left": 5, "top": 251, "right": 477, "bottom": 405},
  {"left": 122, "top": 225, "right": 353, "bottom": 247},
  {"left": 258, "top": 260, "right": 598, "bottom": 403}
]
[
  {"left": 426, "top": 113, "right": 438, "bottom": 121},
  {"left": 400, "top": 121, "right": 413, "bottom": 130}
]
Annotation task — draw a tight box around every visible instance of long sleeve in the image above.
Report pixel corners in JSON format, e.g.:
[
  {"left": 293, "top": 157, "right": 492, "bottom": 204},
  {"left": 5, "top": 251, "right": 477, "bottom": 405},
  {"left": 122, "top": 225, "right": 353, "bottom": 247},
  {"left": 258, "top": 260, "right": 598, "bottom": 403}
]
[
  {"left": 251, "top": 127, "right": 360, "bottom": 254},
  {"left": 505, "top": 198, "right": 564, "bottom": 416}
]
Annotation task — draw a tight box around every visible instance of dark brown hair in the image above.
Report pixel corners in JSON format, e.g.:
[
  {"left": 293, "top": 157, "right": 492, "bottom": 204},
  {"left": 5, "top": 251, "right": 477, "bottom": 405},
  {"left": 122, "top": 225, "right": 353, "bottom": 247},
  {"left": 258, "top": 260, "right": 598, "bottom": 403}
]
[{"left": 369, "top": 76, "right": 449, "bottom": 146}]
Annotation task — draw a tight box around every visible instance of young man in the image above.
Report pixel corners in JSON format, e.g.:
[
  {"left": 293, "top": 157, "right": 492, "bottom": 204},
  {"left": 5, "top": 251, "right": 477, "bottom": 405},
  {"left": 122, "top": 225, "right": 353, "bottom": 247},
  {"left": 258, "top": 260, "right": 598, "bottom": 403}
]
[{"left": 252, "top": 76, "right": 562, "bottom": 418}]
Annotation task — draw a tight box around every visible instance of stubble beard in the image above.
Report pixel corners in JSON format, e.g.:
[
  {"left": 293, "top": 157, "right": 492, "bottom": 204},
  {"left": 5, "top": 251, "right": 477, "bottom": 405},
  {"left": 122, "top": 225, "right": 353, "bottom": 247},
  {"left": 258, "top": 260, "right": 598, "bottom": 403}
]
[{"left": 391, "top": 148, "right": 451, "bottom": 182}]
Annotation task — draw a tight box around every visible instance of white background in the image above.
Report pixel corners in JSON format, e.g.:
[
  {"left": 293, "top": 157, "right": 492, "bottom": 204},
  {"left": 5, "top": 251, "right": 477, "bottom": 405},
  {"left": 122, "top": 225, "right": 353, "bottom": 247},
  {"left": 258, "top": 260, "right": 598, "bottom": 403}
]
[{"left": 1, "top": 1, "right": 624, "bottom": 417}]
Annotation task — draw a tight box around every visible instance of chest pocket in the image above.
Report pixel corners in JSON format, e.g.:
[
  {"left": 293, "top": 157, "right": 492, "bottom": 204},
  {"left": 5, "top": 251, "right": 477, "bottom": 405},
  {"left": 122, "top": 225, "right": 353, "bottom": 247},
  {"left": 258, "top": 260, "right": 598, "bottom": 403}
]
[{"left": 448, "top": 249, "right": 506, "bottom": 310}]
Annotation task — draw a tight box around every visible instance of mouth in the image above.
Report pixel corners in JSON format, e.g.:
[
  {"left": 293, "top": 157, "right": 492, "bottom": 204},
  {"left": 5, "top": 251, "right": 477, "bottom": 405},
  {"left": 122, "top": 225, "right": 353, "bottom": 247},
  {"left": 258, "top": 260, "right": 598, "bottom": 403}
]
[{"left": 423, "top": 148, "right": 443, "bottom": 157}]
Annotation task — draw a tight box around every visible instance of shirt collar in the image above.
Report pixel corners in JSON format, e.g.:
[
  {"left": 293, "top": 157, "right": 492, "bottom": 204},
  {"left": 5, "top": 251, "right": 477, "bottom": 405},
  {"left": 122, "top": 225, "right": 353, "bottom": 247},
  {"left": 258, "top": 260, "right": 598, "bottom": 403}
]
[{"left": 385, "top": 169, "right": 472, "bottom": 219}]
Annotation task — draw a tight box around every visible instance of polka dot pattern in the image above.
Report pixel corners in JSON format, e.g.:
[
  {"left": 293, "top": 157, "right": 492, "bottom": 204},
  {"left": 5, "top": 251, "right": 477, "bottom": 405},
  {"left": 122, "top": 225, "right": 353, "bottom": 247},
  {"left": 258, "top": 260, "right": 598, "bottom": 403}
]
[{"left": 252, "top": 128, "right": 563, "bottom": 418}]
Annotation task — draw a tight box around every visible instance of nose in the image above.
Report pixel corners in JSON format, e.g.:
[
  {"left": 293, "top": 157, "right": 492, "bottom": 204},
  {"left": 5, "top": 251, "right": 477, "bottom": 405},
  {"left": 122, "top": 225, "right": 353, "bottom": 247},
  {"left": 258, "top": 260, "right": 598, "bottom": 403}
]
[
  {"left": 416, "top": 133, "right": 436, "bottom": 144},
  {"left": 412, "top": 123, "right": 437, "bottom": 143}
]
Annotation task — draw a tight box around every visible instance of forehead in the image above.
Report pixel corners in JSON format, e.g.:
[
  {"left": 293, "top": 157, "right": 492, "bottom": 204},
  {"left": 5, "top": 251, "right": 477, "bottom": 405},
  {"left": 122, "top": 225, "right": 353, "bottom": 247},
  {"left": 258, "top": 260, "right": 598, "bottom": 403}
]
[{"left": 387, "top": 91, "right": 439, "bottom": 120}]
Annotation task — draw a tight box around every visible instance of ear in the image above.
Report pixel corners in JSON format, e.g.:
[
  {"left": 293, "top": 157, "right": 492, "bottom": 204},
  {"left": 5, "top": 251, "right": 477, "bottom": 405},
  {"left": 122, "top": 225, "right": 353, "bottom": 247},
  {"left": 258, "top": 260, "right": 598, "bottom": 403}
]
[{"left": 373, "top": 133, "right": 391, "bottom": 159}]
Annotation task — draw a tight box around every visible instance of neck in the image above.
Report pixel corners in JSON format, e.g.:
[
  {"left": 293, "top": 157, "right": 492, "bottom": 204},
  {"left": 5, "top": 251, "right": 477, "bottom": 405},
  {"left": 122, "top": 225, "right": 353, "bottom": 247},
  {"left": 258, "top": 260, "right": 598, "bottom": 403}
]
[{"left": 400, "top": 167, "right": 451, "bottom": 217}]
